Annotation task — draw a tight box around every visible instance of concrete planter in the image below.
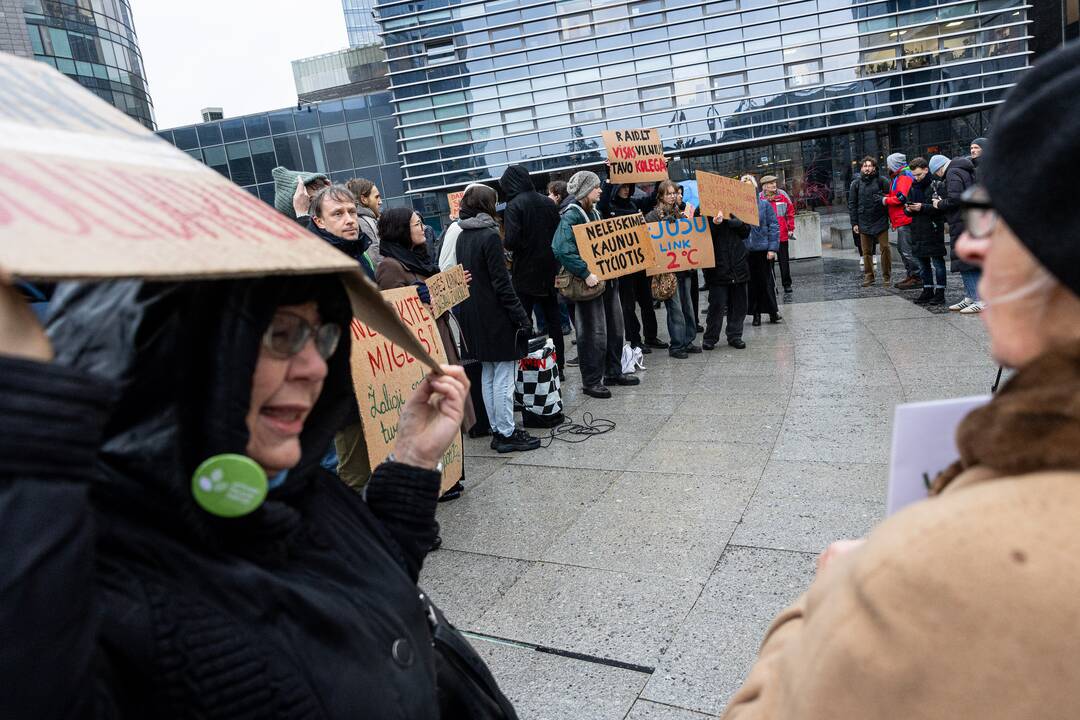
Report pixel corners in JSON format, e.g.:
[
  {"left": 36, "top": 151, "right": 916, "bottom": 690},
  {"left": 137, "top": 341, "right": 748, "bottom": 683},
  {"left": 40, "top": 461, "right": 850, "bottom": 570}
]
[{"left": 790, "top": 211, "right": 822, "bottom": 259}]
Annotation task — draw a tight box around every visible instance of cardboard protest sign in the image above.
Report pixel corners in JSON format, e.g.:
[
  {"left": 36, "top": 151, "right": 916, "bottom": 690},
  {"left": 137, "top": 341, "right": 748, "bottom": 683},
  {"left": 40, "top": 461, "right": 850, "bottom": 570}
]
[
  {"left": 645, "top": 217, "right": 716, "bottom": 276},
  {"left": 348, "top": 286, "right": 463, "bottom": 494},
  {"left": 696, "top": 170, "right": 760, "bottom": 226},
  {"left": 572, "top": 213, "right": 657, "bottom": 280},
  {"left": 601, "top": 129, "right": 668, "bottom": 184},
  {"left": 426, "top": 264, "right": 469, "bottom": 318},
  {"left": 0, "top": 52, "right": 356, "bottom": 281},
  {"left": 447, "top": 191, "right": 465, "bottom": 220}
]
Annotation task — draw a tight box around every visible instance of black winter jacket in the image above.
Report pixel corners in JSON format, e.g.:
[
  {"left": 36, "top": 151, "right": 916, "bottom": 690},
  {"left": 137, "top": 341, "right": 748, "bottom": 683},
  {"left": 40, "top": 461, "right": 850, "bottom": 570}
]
[
  {"left": 500, "top": 165, "right": 561, "bottom": 297},
  {"left": 0, "top": 276, "right": 484, "bottom": 719},
  {"left": 698, "top": 207, "right": 751, "bottom": 285},
  {"left": 906, "top": 175, "right": 947, "bottom": 257},
  {"left": 598, "top": 182, "right": 640, "bottom": 218},
  {"left": 455, "top": 213, "right": 531, "bottom": 361},
  {"left": 847, "top": 173, "right": 890, "bottom": 237},
  {"left": 936, "top": 156, "right": 977, "bottom": 271},
  {"left": 308, "top": 217, "right": 376, "bottom": 280}
]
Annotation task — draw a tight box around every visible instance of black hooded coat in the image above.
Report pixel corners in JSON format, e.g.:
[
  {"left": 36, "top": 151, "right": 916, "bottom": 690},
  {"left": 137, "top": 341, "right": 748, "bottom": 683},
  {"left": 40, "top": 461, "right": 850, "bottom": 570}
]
[
  {"left": 0, "top": 275, "right": 506, "bottom": 719},
  {"left": 500, "top": 165, "right": 561, "bottom": 297}
]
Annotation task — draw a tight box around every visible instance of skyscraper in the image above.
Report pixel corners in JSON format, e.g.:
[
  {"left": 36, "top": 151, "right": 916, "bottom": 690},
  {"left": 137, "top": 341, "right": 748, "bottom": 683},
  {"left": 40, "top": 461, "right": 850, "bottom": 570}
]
[
  {"left": 374, "top": 0, "right": 1062, "bottom": 210},
  {"left": 0, "top": 0, "right": 155, "bottom": 129},
  {"left": 343, "top": 0, "right": 381, "bottom": 47}
]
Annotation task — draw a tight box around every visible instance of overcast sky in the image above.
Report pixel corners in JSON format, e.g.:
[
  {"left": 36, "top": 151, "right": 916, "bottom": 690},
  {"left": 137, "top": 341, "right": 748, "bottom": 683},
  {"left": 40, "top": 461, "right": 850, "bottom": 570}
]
[{"left": 132, "top": 1, "right": 349, "bottom": 130}]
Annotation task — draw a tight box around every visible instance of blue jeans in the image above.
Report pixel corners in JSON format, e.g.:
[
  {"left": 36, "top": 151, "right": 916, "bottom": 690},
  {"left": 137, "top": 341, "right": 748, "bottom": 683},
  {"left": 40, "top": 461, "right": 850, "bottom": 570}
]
[
  {"left": 481, "top": 361, "right": 517, "bottom": 437},
  {"left": 918, "top": 257, "right": 947, "bottom": 289},
  {"left": 961, "top": 268, "right": 982, "bottom": 300},
  {"left": 664, "top": 274, "right": 696, "bottom": 351}
]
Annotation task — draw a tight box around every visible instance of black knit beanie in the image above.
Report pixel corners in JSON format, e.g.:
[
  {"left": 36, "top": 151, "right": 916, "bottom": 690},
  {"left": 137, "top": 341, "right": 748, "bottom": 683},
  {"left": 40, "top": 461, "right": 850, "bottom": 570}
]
[{"left": 982, "top": 41, "right": 1080, "bottom": 298}]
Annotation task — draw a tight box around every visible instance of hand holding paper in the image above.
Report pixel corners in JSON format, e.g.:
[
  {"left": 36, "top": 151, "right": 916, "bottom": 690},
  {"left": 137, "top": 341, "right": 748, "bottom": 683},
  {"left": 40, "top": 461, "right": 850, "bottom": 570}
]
[{"left": 392, "top": 365, "right": 469, "bottom": 471}]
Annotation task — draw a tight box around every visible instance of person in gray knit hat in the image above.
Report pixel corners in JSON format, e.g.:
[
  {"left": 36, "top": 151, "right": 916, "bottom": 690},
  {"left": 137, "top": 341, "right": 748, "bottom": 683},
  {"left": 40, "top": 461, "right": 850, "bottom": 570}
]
[{"left": 552, "top": 169, "right": 638, "bottom": 398}]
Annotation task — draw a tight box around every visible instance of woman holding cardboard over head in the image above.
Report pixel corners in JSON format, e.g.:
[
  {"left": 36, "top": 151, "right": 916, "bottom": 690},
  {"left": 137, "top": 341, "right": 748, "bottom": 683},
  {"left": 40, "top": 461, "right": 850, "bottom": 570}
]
[
  {"left": 0, "top": 270, "right": 518, "bottom": 718},
  {"left": 552, "top": 171, "right": 639, "bottom": 399},
  {"left": 721, "top": 42, "right": 1080, "bottom": 720}
]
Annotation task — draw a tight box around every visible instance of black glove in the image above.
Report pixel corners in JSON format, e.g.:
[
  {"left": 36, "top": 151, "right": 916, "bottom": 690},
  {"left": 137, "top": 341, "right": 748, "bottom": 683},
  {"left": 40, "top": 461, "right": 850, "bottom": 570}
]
[{"left": 413, "top": 281, "right": 431, "bottom": 305}]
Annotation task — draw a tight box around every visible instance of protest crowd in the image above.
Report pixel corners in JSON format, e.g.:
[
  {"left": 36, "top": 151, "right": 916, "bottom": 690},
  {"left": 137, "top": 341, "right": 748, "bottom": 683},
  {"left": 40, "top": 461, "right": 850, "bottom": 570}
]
[{"left": 2, "top": 33, "right": 1080, "bottom": 720}]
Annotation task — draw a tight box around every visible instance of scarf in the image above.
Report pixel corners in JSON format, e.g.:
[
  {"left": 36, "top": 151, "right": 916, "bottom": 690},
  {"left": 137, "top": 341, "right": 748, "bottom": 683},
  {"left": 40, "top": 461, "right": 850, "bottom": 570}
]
[
  {"left": 932, "top": 340, "right": 1080, "bottom": 493},
  {"left": 380, "top": 232, "right": 439, "bottom": 278}
]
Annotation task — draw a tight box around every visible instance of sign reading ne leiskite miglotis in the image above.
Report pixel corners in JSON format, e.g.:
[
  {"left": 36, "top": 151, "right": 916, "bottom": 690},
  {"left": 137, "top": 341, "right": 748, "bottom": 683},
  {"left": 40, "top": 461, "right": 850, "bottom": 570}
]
[
  {"left": 572, "top": 212, "right": 657, "bottom": 280},
  {"left": 696, "top": 170, "right": 761, "bottom": 226},
  {"left": 348, "top": 286, "right": 464, "bottom": 494},
  {"left": 602, "top": 129, "right": 669, "bottom": 184},
  {"left": 645, "top": 217, "right": 716, "bottom": 276}
]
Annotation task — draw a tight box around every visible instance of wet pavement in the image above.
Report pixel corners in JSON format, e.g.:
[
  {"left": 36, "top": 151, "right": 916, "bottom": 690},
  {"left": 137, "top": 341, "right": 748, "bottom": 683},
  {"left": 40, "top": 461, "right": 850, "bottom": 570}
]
[{"left": 422, "top": 249, "right": 997, "bottom": 719}]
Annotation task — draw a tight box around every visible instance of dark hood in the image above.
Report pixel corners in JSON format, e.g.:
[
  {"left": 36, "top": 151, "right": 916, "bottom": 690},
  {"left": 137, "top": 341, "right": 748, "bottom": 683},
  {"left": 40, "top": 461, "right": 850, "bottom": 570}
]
[
  {"left": 499, "top": 165, "right": 533, "bottom": 201},
  {"left": 610, "top": 184, "right": 638, "bottom": 212},
  {"left": 45, "top": 275, "right": 356, "bottom": 552},
  {"left": 950, "top": 156, "right": 976, "bottom": 174}
]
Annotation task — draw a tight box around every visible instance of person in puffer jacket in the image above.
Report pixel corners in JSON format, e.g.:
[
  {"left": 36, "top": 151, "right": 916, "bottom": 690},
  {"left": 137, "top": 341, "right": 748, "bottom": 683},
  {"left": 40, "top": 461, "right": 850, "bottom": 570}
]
[
  {"left": 741, "top": 174, "right": 781, "bottom": 326},
  {"left": 759, "top": 175, "right": 796, "bottom": 293}
]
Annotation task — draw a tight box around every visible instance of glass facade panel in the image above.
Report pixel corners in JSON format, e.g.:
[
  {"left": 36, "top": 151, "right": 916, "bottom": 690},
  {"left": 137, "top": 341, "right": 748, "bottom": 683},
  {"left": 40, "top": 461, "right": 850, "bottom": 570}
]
[{"left": 376, "top": 0, "right": 1031, "bottom": 195}]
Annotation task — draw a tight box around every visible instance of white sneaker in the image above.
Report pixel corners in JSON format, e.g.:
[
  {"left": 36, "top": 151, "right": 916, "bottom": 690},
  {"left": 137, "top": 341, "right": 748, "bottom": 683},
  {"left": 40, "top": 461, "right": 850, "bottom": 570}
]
[
  {"left": 949, "top": 297, "right": 972, "bottom": 312},
  {"left": 959, "top": 301, "right": 985, "bottom": 314}
]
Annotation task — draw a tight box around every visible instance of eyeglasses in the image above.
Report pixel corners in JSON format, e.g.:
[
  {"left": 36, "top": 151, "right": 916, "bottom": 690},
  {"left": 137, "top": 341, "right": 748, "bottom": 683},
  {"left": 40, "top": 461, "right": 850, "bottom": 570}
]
[
  {"left": 958, "top": 187, "right": 998, "bottom": 239},
  {"left": 262, "top": 311, "right": 342, "bottom": 360}
]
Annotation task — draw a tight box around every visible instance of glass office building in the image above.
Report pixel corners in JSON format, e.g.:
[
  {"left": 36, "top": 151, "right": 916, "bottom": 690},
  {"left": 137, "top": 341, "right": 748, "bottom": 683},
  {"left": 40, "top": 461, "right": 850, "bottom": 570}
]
[
  {"left": 375, "top": 0, "right": 1042, "bottom": 211},
  {"left": 20, "top": 0, "right": 155, "bottom": 129},
  {"left": 155, "top": 91, "right": 427, "bottom": 225},
  {"left": 344, "top": 0, "right": 382, "bottom": 46}
]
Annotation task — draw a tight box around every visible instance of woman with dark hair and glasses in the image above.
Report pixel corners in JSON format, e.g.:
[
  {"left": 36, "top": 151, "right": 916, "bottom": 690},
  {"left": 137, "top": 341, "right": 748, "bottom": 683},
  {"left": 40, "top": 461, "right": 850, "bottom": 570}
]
[
  {"left": 0, "top": 266, "right": 521, "bottom": 717},
  {"left": 721, "top": 41, "right": 1080, "bottom": 719},
  {"left": 452, "top": 184, "right": 541, "bottom": 453},
  {"left": 375, "top": 206, "right": 475, "bottom": 497}
]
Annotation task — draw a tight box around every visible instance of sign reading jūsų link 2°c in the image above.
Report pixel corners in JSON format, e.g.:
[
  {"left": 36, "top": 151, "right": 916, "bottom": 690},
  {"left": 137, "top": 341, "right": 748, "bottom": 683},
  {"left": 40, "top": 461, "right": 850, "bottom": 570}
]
[
  {"left": 572, "top": 212, "right": 657, "bottom": 280},
  {"left": 602, "top": 129, "right": 669, "bottom": 184},
  {"left": 645, "top": 218, "right": 716, "bottom": 276}
]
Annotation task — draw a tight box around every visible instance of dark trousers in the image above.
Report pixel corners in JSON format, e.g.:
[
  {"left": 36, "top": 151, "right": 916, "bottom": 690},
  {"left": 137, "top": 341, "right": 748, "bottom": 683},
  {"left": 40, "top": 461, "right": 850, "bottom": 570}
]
[
  {"left": 747, "top": 251, "right": 778, "bottom": 316},
  {"left": 519, "top": 291, "right": 565, "bottom": 371},
  {"left": 619, "top": 270, "right": 658, "bottom": 345},
  {"left": 778, "top": 242, "right": 792, "bottom": 289},
  {"left": 573, "top": 280, "right": 624, "bottom": 387},
  {"left": 704, "top": 282, "right": 748, "bottom": 343},
  {"left": 690, "top": 271, "right": 701, "bottom": 324}
]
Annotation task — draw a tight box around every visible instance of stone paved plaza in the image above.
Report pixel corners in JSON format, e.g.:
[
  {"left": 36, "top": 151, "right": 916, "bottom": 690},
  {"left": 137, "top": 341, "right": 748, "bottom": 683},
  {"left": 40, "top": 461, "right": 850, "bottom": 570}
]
[{"left": 421, "top": 250, "right": 999, "bottom": 719}]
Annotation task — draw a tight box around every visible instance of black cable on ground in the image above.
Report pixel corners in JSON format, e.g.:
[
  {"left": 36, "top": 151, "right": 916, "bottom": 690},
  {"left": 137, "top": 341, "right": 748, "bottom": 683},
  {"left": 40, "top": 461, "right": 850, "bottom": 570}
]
[
  {"left": 991, "top": 365, "right": 1004, "bottom": 394},
  {"left": 537, "top": 412, "right": 616, "bottom": 449}
]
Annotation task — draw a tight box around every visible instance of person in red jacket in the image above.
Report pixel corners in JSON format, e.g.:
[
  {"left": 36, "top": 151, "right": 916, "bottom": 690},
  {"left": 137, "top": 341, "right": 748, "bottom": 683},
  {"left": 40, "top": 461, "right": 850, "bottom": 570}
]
[
  {"left": 883, "top": 152, "right": 923, "bottom": 289},
  {"left": 760, "top": 175, "right": 796, "bottom": 293}
]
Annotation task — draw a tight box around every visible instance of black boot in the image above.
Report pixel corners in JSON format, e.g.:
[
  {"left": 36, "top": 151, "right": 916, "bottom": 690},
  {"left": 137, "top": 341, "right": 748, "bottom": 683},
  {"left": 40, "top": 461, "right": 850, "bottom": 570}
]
[
  {"left": 913, "top": 287, "right": 934, "bottom": 305},
  {"left": 769, "top": 313, "right": 782, "bottom": 324},
  {"left": 931, "top": 288, "right": 946, "bottom": 306},
  {"left": 491, "top": 429, "right": 541, "bottom": 453},
  {"left": 752, "top": 314, "right": 762, "bottom": 326}
]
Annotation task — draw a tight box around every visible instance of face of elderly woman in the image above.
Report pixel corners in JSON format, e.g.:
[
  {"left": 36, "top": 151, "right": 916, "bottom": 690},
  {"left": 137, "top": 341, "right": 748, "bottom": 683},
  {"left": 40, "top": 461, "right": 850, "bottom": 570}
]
[
  {"left": 956, "top": 214, "right": 1080, "bottom": 368},
  {"left": 245, "top": 302, "right": 330, "bottom": 474}
]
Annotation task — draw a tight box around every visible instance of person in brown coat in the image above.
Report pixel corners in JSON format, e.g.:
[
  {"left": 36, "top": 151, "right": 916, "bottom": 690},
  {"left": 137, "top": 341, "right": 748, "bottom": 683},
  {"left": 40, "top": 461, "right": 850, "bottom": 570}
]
[
  {"left": 373, "top": 206, "right": 475, "bottom": 499},
  {"left": 723, "top": 42, "right": 1080, "bottom": 720}
]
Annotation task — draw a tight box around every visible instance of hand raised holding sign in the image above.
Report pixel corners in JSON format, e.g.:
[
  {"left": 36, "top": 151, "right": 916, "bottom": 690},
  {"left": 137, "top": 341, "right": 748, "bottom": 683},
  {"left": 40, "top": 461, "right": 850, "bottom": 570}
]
[
  {"left": 293, "top": 177, "right": 312, "bottom": 219},
  {"left": 392, "top": 364, "right": 469, "bottom": 471}
]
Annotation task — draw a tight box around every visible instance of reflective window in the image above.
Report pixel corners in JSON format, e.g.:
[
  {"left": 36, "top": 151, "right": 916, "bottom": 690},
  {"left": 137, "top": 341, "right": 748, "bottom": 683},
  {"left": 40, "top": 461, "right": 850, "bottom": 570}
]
[
  {"left": 225, "top": 142, "right": 255, "bottom": 185},
  {"left": 197, "top": 123, "right": 222, "bottom": 147}
]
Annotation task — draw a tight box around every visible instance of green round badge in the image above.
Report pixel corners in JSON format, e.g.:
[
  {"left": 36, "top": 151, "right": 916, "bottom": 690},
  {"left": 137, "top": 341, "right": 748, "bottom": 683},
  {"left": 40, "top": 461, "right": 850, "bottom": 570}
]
[{"left": 191, "top": 454, "right": 268, "bottom": 518}]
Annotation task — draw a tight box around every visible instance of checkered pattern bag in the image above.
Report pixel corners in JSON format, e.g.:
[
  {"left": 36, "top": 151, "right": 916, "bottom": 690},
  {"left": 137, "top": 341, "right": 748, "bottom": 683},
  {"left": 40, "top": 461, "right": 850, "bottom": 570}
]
[{"left": 515, "top": 337, "right": 563, "bottom": 417}]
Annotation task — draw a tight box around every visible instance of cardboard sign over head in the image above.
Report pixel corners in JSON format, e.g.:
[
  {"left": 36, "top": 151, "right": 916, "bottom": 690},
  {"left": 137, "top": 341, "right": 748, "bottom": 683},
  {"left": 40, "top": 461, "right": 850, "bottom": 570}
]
[
  {"left": 348, "top": 286, "right": 464, "bottom": 494},
  {"left": 572, "top": 212, "right": 657, "bottom": 280},
  {"left": 602, "top": 129, "right": 669, "bottom": 184},
  {"left": 645, "top": 217, "right": 716, "bottom": 276},
  {"left": 0, "top": 52, "right": 356, "bottom": 281},
  {"left": 697, "top": 171, "right": 760, "bottom": 226},
  {"left": 0, "top": 53, "right": 445, "bottom": 374}
]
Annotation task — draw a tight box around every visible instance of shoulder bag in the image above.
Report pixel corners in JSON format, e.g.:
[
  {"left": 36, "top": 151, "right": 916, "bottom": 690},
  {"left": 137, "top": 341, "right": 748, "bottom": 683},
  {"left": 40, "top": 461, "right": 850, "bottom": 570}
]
[
  {"left": 554, "top": 267, "right": 605, "bottom": 302},
  {"left": 651, "top": 272, "right": 677, "bottom": 301}
]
